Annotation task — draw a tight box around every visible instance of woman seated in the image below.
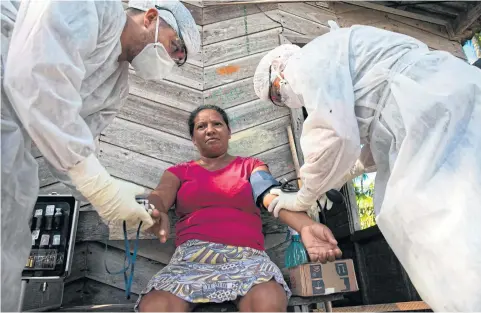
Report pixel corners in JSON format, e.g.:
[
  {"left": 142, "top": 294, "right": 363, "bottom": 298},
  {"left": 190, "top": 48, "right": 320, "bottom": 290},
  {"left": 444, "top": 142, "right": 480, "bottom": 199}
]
[{"left": 136, "top": 105, "right": 342, "bottom": 312}]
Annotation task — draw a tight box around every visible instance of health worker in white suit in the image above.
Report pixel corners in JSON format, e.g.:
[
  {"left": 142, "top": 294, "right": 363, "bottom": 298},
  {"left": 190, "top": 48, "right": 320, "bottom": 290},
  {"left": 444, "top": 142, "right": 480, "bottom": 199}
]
[
  {"left": 254, "top": 22, "right": 481, "bottom": 312},
  {"left": 1, "top": 0, "right": 200, "bottom": 311}
]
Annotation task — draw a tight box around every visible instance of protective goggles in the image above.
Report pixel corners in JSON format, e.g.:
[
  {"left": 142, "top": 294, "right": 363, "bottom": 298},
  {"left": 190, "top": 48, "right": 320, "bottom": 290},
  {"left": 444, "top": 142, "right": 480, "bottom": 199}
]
[
  {"left": 155, "top": 5, "right": 188, "bottom": 66},
  {"left": 268, "top": 65, "right": 286, "bottom": 107}
]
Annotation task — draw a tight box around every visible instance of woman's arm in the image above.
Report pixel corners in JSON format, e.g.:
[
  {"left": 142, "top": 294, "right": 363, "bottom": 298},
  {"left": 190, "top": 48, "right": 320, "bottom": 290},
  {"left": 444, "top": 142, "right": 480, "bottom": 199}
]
[
  {"left": 148, "top": 171, "right": 181, "bottom": 213},
  {"left": 253, "top": 165, "right": 341, "bottom": 262},
  {"left": 263, "top": 194, "right": 315, "bottom": 233},
  {"left": 147, "top": 170, "right": 181, "bottom": 243}
]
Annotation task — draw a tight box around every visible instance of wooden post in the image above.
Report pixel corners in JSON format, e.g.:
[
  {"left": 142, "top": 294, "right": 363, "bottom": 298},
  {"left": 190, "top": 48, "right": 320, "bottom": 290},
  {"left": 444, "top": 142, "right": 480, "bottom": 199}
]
[{"left": 287, "top": 125, "right": 302, "bottom": 188}]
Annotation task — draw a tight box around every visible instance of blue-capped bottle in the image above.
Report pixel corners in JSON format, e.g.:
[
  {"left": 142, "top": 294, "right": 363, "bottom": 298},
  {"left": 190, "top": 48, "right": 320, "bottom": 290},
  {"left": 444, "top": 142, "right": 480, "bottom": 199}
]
[{"left": 285, "top": 227, "right": 309, "bottom": 268}]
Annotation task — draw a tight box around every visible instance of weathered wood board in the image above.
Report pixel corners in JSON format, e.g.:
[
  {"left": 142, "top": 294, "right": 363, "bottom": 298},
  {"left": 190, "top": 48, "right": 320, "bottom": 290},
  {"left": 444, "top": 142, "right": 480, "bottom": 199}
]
[
  {"left": 273, "top": 9, "right": 330, "bottom": 36},
  {"left": 100, "top": 118, "right": 199, "bottom": 165},
  {"left": 278, "top": 2, "right": 337, "bottom": 26},
  {"left": 203, "top": 11, "right": 280, "bottom": 45},
  {"left": 369, "top": 18, "right": 464, "bottom": 58},
  {"left": 86, "top": 242, "right": 164, "bottom": 296},
  {"left": 204, "top": 51, "right": 270, "bottom": 89},
  {"left": 203, "top": 76, "right": 258, "bottom": 109},
  {"left": 164, "top": 62, "right": 204, "bottom": 90},
  {"left": 98, "top": 142, "right": 172, "bottom": 190},
  {"left": 128, "top": 72, "right": 203, "bottom": 113},
  {"left": 225, "top": 98, "right": 290, "bottom": 134},
  {"left": 203, "top": 27, "right": 281, "bottom": 66},
  {"left": 118, "top": 94, "right": 191, "bottom": 139},
  {"left": 202, "top": 3, "right": 277, "bottom": 25}
]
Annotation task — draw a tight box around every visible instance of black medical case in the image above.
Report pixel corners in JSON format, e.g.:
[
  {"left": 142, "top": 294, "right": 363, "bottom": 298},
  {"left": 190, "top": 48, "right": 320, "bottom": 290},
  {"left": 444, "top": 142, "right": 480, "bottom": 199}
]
[{"left": 19, "top": 192, "right": 80, "bottom": 312}]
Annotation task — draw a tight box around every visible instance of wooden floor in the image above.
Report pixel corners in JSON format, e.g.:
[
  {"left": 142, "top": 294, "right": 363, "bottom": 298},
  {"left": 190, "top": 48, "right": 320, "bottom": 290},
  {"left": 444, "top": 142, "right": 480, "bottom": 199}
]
[
  {"left": 56, "top": 294, "right": 344, "bottom": 312},
  {"left": 329, "top": 301, "right": 431, "bottom": 312}
]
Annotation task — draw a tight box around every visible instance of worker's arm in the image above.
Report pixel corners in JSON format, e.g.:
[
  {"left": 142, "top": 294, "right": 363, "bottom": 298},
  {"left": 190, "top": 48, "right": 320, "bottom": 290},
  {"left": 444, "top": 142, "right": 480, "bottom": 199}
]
[
  {"left": 3, "top": 0, "right": 120, "bottom": 174},
  {"left": 282, "top": 29, "right": 361, "bottom": 209},
  {"left": 331, "top": 143, "right": 377, "bottom": 190},
  {"left": 262, "top": 193, "right": 314, "bottom": 231},
  {"left": 251, "top": 164, "right": 315, "bottom": 231},
  {"left": 4, "top": 1, "right": 154, "bottom": 230}
]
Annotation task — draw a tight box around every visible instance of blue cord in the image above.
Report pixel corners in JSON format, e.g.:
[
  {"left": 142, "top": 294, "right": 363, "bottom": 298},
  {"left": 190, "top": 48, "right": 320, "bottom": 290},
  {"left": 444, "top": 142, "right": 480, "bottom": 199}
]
[{"left": 104, "top": 221, "right": 142, "bottom": 300}]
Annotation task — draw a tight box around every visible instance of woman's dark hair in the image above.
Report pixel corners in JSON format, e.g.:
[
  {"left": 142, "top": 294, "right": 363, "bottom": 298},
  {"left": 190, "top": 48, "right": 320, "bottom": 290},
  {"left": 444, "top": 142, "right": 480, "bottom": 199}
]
[{"left": 188, "top": 105, "right": 230, "bottom": 137}]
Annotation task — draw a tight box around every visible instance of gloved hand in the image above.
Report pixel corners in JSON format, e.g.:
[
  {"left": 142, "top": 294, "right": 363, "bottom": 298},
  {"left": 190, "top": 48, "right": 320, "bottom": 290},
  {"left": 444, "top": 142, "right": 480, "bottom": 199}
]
[
  {"left": 268, "top": 188, "right": 312, "bottom": 218},
  {"left": 68, "top": 154, "right": 154, "bottom": 231},
  {"left": 318, "top": 194, "right": 334, "bottom": 211}
]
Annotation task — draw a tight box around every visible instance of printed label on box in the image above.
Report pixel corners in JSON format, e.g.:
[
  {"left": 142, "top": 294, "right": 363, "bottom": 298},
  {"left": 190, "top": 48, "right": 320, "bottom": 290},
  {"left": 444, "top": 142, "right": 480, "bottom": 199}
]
[
  {"left": 341, "top": 277, "right": 351, "bottom": 292},
  {"left": 310, "top": 264, "right": 322, "bottom": 279},
  {"left": 311, "top": 279, "right": 325, "bottom": 295},
  {"left": 336, "top": 262, "right": 349, "bottom": 276}
]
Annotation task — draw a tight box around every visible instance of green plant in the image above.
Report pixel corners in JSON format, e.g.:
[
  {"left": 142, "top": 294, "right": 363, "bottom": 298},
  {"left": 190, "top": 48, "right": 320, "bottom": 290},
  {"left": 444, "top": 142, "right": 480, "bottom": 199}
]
[{"left": 354, "top": 177, "right": 376, "bottom": 229}]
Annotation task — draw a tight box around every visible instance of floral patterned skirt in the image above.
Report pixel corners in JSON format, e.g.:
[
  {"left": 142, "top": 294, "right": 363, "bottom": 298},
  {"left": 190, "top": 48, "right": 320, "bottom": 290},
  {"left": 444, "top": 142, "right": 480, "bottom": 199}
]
[{"left": 134, "top": 239, "right": 291, "bottom": 311}]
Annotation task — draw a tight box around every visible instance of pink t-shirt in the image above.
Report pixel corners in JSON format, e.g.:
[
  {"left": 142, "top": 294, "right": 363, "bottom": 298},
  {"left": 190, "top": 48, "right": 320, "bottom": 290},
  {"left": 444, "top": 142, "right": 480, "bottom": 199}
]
[{"left": 167, "top": 156, "right": 266, "bottom": 251}]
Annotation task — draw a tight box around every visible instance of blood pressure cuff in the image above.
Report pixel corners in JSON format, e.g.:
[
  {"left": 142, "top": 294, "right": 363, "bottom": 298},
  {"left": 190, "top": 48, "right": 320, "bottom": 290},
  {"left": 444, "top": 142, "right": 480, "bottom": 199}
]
[{"left": 250, "top": 170, "right": 281, "bottom": 208}]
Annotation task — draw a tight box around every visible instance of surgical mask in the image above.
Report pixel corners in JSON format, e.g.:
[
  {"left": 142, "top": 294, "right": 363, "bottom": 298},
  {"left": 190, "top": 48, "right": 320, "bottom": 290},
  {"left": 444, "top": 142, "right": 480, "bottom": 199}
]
[{"left": 131, "top": 15, "right": 175, "bottom": 81}]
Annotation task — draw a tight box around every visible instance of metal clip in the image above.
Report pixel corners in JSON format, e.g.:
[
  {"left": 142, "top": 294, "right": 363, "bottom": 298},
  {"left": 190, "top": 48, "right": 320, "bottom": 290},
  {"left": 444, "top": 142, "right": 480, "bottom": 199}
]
[{"left": 136, "top": 197, "right": 153, "bottom": 216}]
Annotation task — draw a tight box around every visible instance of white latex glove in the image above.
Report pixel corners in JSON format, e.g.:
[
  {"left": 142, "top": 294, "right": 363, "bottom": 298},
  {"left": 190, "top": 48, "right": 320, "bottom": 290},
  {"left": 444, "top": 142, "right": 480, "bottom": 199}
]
[
  {"left": 306, "top": 203, "right": 321, "bottom": 222},
  {"left": 318, "top": 194, "right": 334, "bottom": 211},
  {"left": 268, "top": 188, "right": 312, "bottom": 218},
  {"left": 68, "top": 154, "right": 154, "bottom": 231}
]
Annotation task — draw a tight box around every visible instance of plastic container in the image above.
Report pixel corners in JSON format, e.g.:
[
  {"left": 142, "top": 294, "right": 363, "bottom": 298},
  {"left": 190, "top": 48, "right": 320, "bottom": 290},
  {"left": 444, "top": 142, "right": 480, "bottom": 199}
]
[{"left": 285, "top": 227, "right": 309, "bottom": 268}]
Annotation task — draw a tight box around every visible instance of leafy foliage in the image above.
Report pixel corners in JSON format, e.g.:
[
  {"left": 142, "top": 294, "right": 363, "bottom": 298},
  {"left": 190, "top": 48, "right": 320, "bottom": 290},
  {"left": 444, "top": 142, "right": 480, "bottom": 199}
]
[{"left": 354, "top": 176, "right": 376, "bottom": 230}]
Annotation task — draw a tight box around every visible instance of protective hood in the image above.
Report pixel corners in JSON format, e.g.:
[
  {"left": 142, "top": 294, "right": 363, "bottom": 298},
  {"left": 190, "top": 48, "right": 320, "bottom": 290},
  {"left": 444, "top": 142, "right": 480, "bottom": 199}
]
[
  {"left": 127, "top": 0, "right": 201, "bottom": 56},
  {"left": 253, "top": 44, "right": 301, "bottom": 101}
]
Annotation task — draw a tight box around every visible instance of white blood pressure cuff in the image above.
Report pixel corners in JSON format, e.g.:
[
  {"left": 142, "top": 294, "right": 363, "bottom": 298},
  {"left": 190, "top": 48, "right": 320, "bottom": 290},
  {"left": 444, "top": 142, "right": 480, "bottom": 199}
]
[{"left": 250, "top": 170, "right": 281, "bottom": 209}]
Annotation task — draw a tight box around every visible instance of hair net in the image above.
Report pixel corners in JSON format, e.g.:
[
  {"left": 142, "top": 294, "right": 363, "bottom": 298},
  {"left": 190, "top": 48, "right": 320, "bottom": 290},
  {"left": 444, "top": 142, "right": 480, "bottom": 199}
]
[
  {"left": 128, "top": 0, "right": 201, "bottom": 55},
  {"left": 253, "top": 44, "right": 301, "bottom": 101}
]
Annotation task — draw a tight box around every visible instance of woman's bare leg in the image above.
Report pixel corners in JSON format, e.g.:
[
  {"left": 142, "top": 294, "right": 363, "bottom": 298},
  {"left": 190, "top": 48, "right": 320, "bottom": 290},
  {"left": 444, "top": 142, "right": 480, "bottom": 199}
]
[
  {"left": 138, "top": 290, "right": 195, "bottom": 312},
  {"left": 237, "top": 280, "right": 288, "bottom": 312}
]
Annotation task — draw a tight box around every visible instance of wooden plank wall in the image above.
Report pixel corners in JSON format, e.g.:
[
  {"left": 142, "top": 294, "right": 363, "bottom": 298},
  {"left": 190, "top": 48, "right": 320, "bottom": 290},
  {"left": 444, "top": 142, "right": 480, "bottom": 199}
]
[
  {"left": 275, "top": 1, "right": 465, "bottom": 59},
  {"left": 33, "top": 1, "right": 299, "bottom": 307}
]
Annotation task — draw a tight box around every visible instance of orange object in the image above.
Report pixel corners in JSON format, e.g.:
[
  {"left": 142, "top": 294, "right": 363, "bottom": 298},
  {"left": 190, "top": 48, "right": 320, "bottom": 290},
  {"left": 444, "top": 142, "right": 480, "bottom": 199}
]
[{"left": 216, "top": 65, "right": 240, "bottom": 76}]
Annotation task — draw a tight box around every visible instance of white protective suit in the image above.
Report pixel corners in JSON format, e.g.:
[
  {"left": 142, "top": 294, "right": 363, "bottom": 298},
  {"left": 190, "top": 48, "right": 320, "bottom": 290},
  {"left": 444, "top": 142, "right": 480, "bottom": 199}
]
[
  {"left": 255, "top": 24, "right": 481, "bottom": 311},
  {"left": 1, "top": 0, "right": 200, "bottom": 311}
]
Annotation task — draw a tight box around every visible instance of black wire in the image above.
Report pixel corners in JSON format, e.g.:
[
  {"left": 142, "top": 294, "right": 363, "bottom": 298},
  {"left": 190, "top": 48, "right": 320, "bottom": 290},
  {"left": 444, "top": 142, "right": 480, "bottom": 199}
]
[{"left": 254, "top": 4, "right": 285, "bottom": 33}]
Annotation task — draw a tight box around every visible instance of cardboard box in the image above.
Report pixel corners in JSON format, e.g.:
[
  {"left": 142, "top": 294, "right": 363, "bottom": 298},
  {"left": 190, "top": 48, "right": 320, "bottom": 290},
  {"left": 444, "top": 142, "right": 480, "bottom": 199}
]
[{"left": 288, "top": 259, "right": 359, "bottom": 296}]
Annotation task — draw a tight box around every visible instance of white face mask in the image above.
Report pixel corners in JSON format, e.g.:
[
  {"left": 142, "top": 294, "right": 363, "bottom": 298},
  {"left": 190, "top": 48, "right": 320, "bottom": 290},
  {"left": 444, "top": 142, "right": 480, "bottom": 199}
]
[{"left": 131, "top": 15, "right": 176, "bottom": 81}]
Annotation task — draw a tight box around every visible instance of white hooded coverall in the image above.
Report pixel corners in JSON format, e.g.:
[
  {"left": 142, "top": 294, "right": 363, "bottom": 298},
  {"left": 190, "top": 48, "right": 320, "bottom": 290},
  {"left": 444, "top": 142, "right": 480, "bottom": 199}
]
[
  {"left": 269, "top": 25, "right": 481, "bottom": 311},
  {"left": 1, "top": 0, "right": 200, "bottom": 310},
  {"left": 1, "top": 1, "right": 128, "bottom": 310}
]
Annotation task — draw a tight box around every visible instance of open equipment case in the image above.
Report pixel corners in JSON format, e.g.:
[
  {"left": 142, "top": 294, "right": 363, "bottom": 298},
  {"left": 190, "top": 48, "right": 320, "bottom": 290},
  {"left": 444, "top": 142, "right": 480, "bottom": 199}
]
[{"left": 19, "top": 192, "right": 80, "bottom": 312}]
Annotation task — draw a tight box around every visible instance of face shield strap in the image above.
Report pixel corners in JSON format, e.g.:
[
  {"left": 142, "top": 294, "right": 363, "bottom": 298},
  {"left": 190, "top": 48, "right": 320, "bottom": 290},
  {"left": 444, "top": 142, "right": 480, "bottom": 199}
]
[{"left": 154, "top": 13, "right": 160, "bottom": 44}]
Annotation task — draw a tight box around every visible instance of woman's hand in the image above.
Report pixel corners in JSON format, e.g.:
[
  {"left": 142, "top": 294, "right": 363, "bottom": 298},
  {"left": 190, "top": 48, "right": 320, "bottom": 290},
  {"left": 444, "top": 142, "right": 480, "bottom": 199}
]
[
  {"left": 300, "top": 223, "right": 342, "bottom": 263},
  {"left": 148, "top": 208, "right": 170, "bottom": 243}
]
